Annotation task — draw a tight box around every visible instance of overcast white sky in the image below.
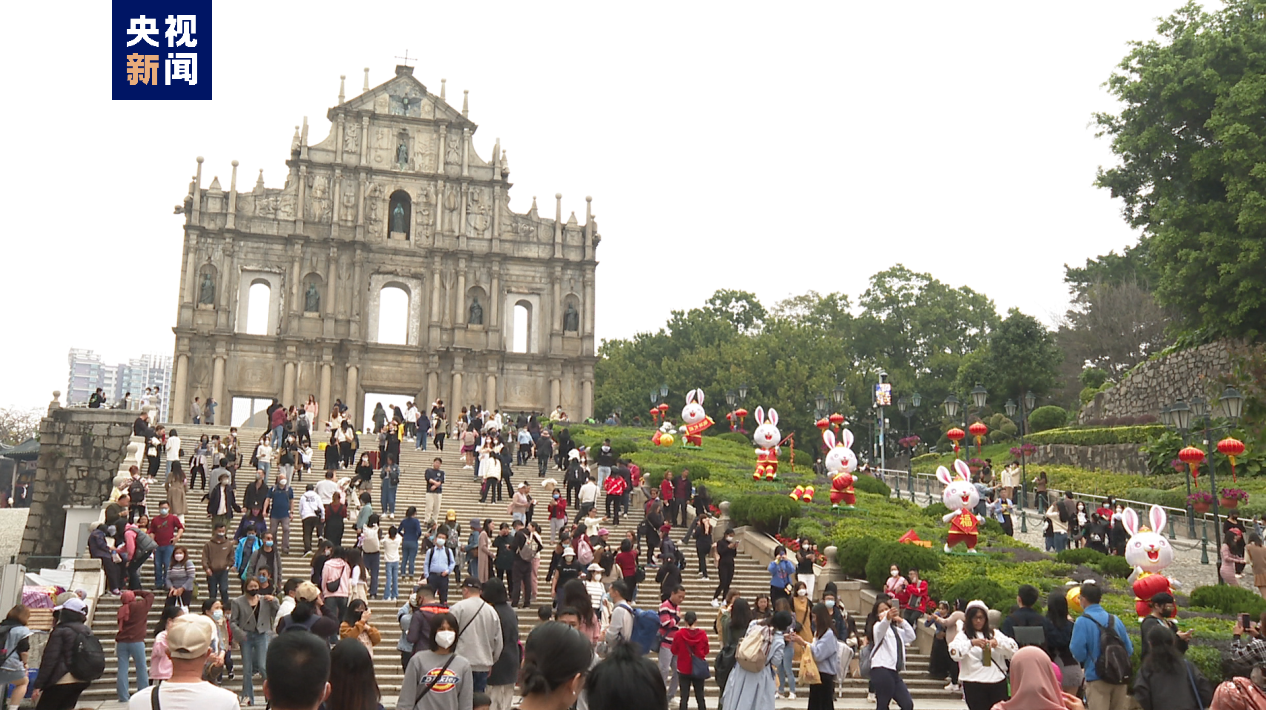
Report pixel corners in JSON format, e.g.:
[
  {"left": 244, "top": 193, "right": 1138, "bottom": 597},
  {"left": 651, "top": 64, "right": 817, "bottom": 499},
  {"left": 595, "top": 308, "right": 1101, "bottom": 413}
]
[{"left": 0, "top": 1, "right": 1197, "bottom": 409}]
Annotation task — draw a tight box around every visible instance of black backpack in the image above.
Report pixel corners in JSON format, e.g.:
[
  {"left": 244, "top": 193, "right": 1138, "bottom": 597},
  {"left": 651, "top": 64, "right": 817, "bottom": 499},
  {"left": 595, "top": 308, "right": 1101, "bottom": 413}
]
[
  {"left": 128, "top": 479, "right": 147, "bottom": 503},
  {"left": 1088, "top": 615, "right": 1131, "bottom": 685},
  {"left": 68, "top": 628, "right": 106, "bottom": 681}
]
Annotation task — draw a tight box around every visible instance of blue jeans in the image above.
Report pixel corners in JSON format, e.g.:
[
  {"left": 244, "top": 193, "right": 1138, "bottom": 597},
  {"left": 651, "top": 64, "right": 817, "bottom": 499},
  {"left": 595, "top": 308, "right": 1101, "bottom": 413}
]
[
  {"left": 365, "top": 552, "right": 380, "bottom": 598},
  {"left": 381, "top": 483, "right": 397, "bottom": 515},
  {"left": 777, "top": 638, "right": 796, "bottom": 694},
  {"left": 116, "top": 640, "right": 149, "bottom": 701},
  {"left": 271, "top": 425, "right": 285, "bottom": 448},
  {"left": 240, "top": 631, "right": 270, "bottom": 702},
  {"left": 154, "top": 545, "right": 174, "bottom": 588},
  {"left": 403, "top": 541, "right": 419, "bottom": 577},
  {"left": 472, "top": 670, "right": 489, "bottom": 693},
  {"left": 207, "top": 569, "right": 230, "bottom": 606},
  {"left": 1053, "top": 532, "right": 1069, "bottom": 553},
  {"left": 416, "top": 434, "right": 427, "bottom": 451},
  {"left": 385, "top": 561, "right": 399, "bottom": 599}
]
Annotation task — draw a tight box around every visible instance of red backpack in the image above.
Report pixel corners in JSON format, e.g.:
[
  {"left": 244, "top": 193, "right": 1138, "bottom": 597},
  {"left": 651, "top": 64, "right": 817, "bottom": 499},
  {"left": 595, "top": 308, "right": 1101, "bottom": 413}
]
[{"left": 605, "top": 476, "right": 628, "bottom": 496}]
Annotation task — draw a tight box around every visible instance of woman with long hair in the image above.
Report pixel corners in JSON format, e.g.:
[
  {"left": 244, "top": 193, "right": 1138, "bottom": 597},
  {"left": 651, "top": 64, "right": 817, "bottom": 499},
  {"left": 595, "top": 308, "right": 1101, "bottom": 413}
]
[
  {"left": 149, "top": 604, "right": 186, "bottom": 688},
  {"left": 721, "top": 609, "right": 800, "bottom": 710},
  {"left": 398, "top": 612, "right": 472, "bottom": 710},
  {"left": 478, "top": 518, "right": 494, "bottom": 583},
  {"left": 518, "top": 622, "right": 594, "bottom": 710},
  {"left": 947, "top": 602, "right": 1017, "bottom": 710},
  {"left": 561, "top": 579, "right": 601, "bottom": 645},
  {"left": 0, "top": 605, "right": 33, "bottom": 708},
  {"left": 587, "top": 640, "right": 667, "bottom": 710},
  {"left": 1223, "top": 529, "right": 1248, "bottom": 586},
  {"left": 864, "top": 595, "right": 915, "bottom": 710},
  {"left": 1247, "top": 533, "right": 1266, "bottom": 599},
  {"left": 339, "top": 598, "right": 382, "bottom": 658},
  {"left": 325, "top": 637, "right": 382, "bottom": 710},
  {"left": 1134, "top": 625, "right": 1213, "bottom": 710},
  {"left": 807, "top": 603, "right": 839, "bottom": 710},
  {"left": 1045, "top": 590, "right": 1081, "bottom": 692},
  {"left": 752, "top": 593, "right": 772, "bottom": 621}
]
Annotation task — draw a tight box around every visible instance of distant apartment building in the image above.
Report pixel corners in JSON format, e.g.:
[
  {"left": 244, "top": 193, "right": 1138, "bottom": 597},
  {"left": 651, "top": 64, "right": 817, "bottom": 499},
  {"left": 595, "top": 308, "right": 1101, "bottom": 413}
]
[{"left": 66, "top": 349, "right": 172, "bottom": 421}]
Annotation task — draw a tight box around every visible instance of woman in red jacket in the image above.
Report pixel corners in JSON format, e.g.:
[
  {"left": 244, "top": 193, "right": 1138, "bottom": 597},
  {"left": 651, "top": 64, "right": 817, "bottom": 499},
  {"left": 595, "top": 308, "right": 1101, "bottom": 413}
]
[
  {"left": 900, "top": 568, "right": 928, "bottom": 625},
  {"left": 671, "top": 610, "right": 711, "bottom": 710}
]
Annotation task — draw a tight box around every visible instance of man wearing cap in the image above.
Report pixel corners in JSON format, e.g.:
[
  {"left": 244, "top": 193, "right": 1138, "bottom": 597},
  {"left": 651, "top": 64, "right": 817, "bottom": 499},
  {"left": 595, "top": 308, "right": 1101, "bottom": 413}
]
[
  {"left": 276, "top": 582, "right": 340, "bottom": 638},
  {"left": 509, "top": 482, "right": 531, "bottom": 525},
  {"left": 128, "top": 614, "right": 239, "bottom": 709},
  {"left": 535, "top": 430, "right": 554, "bottom": 478},
  {"left": 450, "top": 576, "right": 504, "bottom": 692},
  {"left": 1138, "top": 592, "right": 1189, "bottom": 660}
]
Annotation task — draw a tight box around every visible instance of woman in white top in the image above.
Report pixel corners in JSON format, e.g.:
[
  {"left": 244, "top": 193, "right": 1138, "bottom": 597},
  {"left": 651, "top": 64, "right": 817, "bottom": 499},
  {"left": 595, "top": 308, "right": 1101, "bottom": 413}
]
[
  {"left": 165, "top": 430, "right": 182, "bottom": 476},
  {"left": 947, "top": 601, "right": 1017, "bottom": 710},
  {"left": 866, "top": 597, "right": 916, "bottom": 710}
]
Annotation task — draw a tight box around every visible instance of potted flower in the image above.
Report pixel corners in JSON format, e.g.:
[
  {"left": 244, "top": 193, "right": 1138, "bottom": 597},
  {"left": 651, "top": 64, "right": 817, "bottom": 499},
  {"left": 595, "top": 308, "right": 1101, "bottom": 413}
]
[
  {"left": 1189, "top": 491, "right": 1214, "bottom": 514},
  {"left": 1220, "top": 488, "right": 1249, "bottom": 510},
  {"left": 968, "top": 457, "right": 986, "bottom": 474}
]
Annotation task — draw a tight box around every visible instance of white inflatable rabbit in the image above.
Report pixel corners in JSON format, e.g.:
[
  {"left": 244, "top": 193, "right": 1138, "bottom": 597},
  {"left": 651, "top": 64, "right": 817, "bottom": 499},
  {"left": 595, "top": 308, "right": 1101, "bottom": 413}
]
[
  {"left": 938, "top": 459, "right": 981, "bottom": 553},
  {"left": 752, "top": 406, "right": 780, "bottom": 481},
  {"left": 824, "top": 429, "right": 859, "bottom": 508},
  {"left": 678, "top": 388, "right": 714, "bottom": 447},
  {"left": 1121, "top": 505, "right": 1176, "bottom": 617}
]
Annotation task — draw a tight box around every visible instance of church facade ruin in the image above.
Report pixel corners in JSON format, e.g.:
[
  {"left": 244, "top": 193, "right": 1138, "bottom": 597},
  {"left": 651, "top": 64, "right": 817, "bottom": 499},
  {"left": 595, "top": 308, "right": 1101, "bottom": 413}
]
[{"left": 168, "top": 65, "right": 600, "bottom": 426}]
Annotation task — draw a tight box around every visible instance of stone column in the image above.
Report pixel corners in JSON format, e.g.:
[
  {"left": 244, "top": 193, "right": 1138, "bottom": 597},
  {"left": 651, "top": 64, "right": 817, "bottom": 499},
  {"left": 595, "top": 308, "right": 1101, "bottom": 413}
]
[
  {"left": 350, "top": 250, "right": 364, "bottom": 339},
  {"left": 345, "top": 365, "right": 359, "bottom": 428},
  {"left": 581, "top": 380, "right": 593, "bottom": 421},
  {"left": 429, "top": 257, "right": 443, "bottom": 323},
  {"left": 550, "top": 378, "right": 561, "bottom": 411},
  {"left": 172, "top": 353, "right": 189, "bottom": 424},
  {"left": 360, "top": 116, "right": 370, "bottom": 167},
  {"left": 489, "top": 261, "right": 501, "bottom": 328},
  {"left": 334, "top": 114, "right": 344, "bottom": 163},
  {"left": 583, "top": 271, "right": 595, "bottom": 338},
  {"left": 436, "top": 124, "right": 447, "bottom": 178},
  {"left": 461, "top": 128, "right": 470, "bottom": 177},
  {"left": 552, "top": 265, "right": 563, "bottom": 334},
  {"left": 226, "top": 160, "right": 239, "bottom": 230},
  {"left": 451, "top": 372, "right": 463, "bottom": 413},
  {"left": 319, "top": 363, "right": 332, "bottom": 419},
  {"left": 486, "top": 374, "right": 497, "bottom": 412},
  {"left": 427, "top": 371, "right": 438, "bottom": 410},
  {"left": 282, "top": 362, "right": 296, "bottom": 407},
  {"left": 456, "top": 258, "right": 467, "bottom": 326},
  {"left": 295, "top": 165, "right": 307, "bottom": 234},
  {"left": 211, "top": 356, "right": 226, "bottom": 408},
  {"left": 458, "top": 184, "right": 468, "bottom": 241}
]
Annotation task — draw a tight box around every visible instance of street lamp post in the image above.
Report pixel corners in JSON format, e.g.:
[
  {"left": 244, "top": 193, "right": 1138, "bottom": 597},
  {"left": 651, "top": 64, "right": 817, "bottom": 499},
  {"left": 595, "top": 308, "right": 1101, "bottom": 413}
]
[
  {"left": 876, "top": 371, "right": 890, "bottom": 471},
  {"left": 1162, "top": 404, "right": 1197, "bottom": 538},
  {"left": 898, "top": 392, "right": 921, "bottom": 495},
  {"left": 942, "top": 383, "right": 988, "bottom": 459},
  {"left": 1004, "top": 390, "right": 1036, "bottom": 509}
]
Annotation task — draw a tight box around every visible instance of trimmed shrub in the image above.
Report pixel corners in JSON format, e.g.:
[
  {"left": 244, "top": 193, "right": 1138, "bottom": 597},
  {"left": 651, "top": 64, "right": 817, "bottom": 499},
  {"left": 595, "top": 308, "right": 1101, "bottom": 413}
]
[
  {"left": 924, "top": 502, "right": 951, "bottom": 519},
  {"left": 728, "top": 494, "right": 801, "bottom": 535},
  {"left": 785, "top": 517, "right": 825, "bottom": 543},
  {"left": 609, "top": 437, "right": 640, "bottom": 458},
  {"left": 1187, "top": 644, "right": 1223, "bottom": 684},
  {"left": 1056, "top": 548, "right": 1107, "bottom": 566},
  {"left": 836, "top": 534, "right": 880, "bottom": 578},
  {"left": 779, "top": 447, "right": 813, "bottom": 466},
  {"left": 1189, "top": 584, "right": 1266, "bottom": 617},
  {"left": 940, "top": 577, "right": 1012, "bottom": 612},
  {"left": 1027, "top": 425, "right": 1166, "bottom": 446},
  {"left": 1092, "top": 555, "right": 1133, "bottom": 578},
  {"left": 1124, "top": 488, "right": 1187, "bottom": 509},
  {"left": 864, "top": 541, "right": 942, "bottom": 590},
  {"left": 853, "top": 475, "right": 891, "bottom": 497},
  {"left": 1028, "top": 406, "right": 1069, "bottom": 433},
  {"left": 716, "top": 432, "right": 749, "bottom": 445}
]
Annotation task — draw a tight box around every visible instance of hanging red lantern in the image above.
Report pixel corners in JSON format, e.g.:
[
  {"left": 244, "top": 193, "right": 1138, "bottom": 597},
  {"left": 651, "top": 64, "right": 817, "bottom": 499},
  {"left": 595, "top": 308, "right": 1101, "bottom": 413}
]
[
  {"left": 946, "top": 427, "right": 966, "bottom": 456},
  {"left": 815, "top": 418, "right": 830, "bottom": 430},
  {"left": 1218, "top": 437, "right": 1246, "bottom": 482},
  {"left": 658, "top": 402, "right": 670, "bottom": 413},
  {"left": 829, "top": 413, "right": 845, "bottom": 426},
  {"left": 735, "top": 408, "right": 748, "bottom": 419},
  {"left": 1179, "top": 445, "right": 1206, "bottom": 479},
  {"left": 968, "top": 421, "right": 989, "bottom": 455}
]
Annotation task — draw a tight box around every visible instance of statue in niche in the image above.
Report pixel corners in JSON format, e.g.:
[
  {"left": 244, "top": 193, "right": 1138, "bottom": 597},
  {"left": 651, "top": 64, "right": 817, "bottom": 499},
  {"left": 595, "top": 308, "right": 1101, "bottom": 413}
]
[
  {"left": 304, "top": 283, "right": 320, "bottom": 313},
  {"left": 396, "top": 141, "right": 409, "bottom": 168},
  {"left": 468, "top": 299, "right": 483, "bottom": 325},
  {"left": 564, "top": 303, "right": 580, "bottom": 332},
  {"left": 391, "top": 202, "right": 407, "bottom": 233},
  {"left": 198, "top": 272, "right": 216, "bottom": 305}
]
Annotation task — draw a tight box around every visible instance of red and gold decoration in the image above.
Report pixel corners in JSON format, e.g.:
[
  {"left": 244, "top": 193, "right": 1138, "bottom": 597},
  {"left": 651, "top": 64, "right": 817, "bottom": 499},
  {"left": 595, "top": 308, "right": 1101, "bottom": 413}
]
[
  {"left": 968, "top": 421, "right": 988, "bottom": 455},
  {"left": 752, "top": 406, "right": 781, "bottom": 481},
  {"left": 1218, "top": 437, "right": 1246, "bottom": 482},
  {"left": 789, "top": 485, "right": 816, "bottom": 503},
  {"left": 1179, "top": 445, "right": 1206, "bottom": 479},
  {"left": 946, "top": 427, "right": 965, "bottom": 457}
]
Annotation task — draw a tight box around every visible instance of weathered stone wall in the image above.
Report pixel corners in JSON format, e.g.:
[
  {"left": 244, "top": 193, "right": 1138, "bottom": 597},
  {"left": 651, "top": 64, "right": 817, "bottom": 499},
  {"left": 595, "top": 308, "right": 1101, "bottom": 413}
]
[
  {"left": 19, "top": 395, "right": 134, "bottom": 563},
  {"left": 1028, "top": 443, "right": 1149, "bottom": 476},
  {"left": 1079, "top": 341, "right": 1235, "bottom": 423}
]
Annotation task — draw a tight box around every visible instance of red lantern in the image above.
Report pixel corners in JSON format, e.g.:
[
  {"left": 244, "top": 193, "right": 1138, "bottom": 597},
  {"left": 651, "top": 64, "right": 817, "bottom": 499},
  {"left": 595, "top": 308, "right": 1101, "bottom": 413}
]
[
  {"left": 735, "top": 408, "right": 748, "bottom": 418},
  {"left": 815, "top": 418, "right": 829, "bottom": 430},
  {"left": 829, "top": 413, "right": 845, "bottom": 426},
  {"left": 1218, "top": 437, "right": 1246, "bottom": 482},
  {"left": 789, "top": 485, "right": 805, "bottom": 501},
  {"left": 658, "top": 402, "right": 670, "bottom": 412},
  {"left": 968, "top": 421, "right": 989, "bottom": 455},
  {"left": 1179, "top": 445, "right": 1206, "bottom": 479},
  {"left": 946, "top": 428, "right": 966, "bottom": 456}
]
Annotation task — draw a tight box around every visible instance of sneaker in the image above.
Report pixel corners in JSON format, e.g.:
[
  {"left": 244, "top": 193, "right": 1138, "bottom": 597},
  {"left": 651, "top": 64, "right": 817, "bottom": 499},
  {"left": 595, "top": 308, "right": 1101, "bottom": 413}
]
[
  {"left": 785, "top": 692, "right": 796, "bottom": 700},
  {"left": 711, "top": 599, "right": 721, "bottom": 608},
  {"left": 867, "top": 693, "right": 875, "bottom": 703},
  {"left": 943, "top": 682, "right": 956, "bottom": 691},
  {"left": 463, "top": 465, "right": 473, "bottom": 470}
]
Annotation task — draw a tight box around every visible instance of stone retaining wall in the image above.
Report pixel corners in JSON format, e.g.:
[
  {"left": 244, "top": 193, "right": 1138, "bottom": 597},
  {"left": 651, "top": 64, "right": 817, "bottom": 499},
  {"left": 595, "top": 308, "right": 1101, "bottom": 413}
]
[
  {"left": 1028, "top": 443, "right": 1149, "bottom": 476},
  {"left": 19, "top": 393, "right": 135, "bottom": 563},
  {"left": 1079, "top": 341, "right": 1236, "bottom": 423}
]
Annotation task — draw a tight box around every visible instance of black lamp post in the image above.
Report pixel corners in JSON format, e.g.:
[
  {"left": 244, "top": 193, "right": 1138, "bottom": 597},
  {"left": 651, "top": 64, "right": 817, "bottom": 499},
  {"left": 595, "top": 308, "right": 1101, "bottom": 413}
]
[
  {"left": 898, "top": 392, "right": 920, "bottom": 488},
  {"left": 1162, "top": 403, "right": 1196, "bottom": 537},
  {"left": 832, "top": 383, "right": 847, "bottom": 407},
  {"left": 725, "top": 390, "right": 737, "bottom": 430},
  {"left": 815, "top": 392, "right": 827, "bottom": 419},
  {"left": 738, "top": 383, "right": 749, "bottom": 403},
  {"left": 659, "top": 384, "right": 669, "bottom": 400}
]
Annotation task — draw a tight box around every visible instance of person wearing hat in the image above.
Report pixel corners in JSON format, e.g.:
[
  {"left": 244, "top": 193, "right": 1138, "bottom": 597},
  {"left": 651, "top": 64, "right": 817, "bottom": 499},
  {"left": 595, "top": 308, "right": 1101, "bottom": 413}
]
[
  {"left": 276, "top": 582, "right": 339, "bottom": 639},
  {"left": 1138, "top": 592, "right": 1189, "bottom": 660},
  {"left": 201, "top": 468, "right": 241, "bottom": 532},
  {"left": 32, "top": 597, "right": 94, "bottom": 709},
  {"left": 128, "top": 614, "right": 239, "bottom": 709},
  {"left": 535, "top": 429, "right": 554, "bottom": 478},
  {"left": 509, "top": 482, "right": 532, "bottom": 525}
]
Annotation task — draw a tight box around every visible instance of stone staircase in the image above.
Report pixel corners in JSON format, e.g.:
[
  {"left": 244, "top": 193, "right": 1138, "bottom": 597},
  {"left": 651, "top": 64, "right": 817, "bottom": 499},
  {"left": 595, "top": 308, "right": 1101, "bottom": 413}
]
[{"left": 78, "top": 423, "right": 954, "bottom": 704}]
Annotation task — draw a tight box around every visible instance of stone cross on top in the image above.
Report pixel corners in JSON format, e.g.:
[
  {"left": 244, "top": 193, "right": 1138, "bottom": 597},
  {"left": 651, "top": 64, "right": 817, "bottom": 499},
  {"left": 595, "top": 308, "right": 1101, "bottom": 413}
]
[{"left": 395, "top": 50, "right": 415, "bottom": 66}]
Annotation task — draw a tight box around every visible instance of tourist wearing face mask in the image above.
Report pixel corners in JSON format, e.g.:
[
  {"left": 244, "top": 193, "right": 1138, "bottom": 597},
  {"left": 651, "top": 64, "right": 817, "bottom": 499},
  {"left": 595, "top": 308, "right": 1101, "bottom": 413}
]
[
  {"left": 243, "top": 470, "right": 269, "bottom": 513},
  {"left": 900, "top": 569, "right": 928, "bottom": 626},
  {"left": 547, "top": 488, "right": 568, "bottom": 542},
  {"left": 202, "top": 598, "right": 234, "bottom": 683},
  {"left": 1110, "top": 506, "right": 1129, "bottom": 556},
  {"left": 398, "top": 612, "right": 473, "bottom": 710},
  {"left": 883, "top": 565, "right": 907, "bottom": 600},
  {"left": 247, "top": 533, "right": 283, "bottom": 584},
  {"left": 230, "top": 577, "right": 278, "bottom": 706},
  {"left": 767, "top": 546, "right": 797, "bottom": 604},
  {"left": 88, "top": 521, "right": 126, "bottom": 594},
  {"left": 265, "top": 475, "right": 293, "bottom": 554},
  {"left": 792, "top": 581, "right": 814, "bottom": 668},
  {"left": 167, "top": 545, "right": 197, "bottom": 609}
]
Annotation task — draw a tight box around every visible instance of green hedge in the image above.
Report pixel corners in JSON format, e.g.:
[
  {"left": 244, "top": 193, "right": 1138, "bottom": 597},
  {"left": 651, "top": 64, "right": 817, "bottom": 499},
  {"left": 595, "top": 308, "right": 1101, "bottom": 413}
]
[
  {"left": 1056, "top": 548, "right": 1107, "bottom": 565},
  {"left": 1094, "top": 556, "right": 1134, "bottom": 578},
  {"left": 941, "top": 577, "right": 1013, "bottom": 611},
  {"left": 728, "top": 494, "right": 801, "bottom": 534},
  {"left": 1026, "top": 425, "right": 1165, "bottom": 447},
  {"left": 779, "top": 447, "right": 813, "bottom": 466},
  {"left": 853, "top": 475, "right": 891, "bottom": 497},
  {"left": 864, "top": 541, "right": 942, "bottom": 590},
  {"left": 1029, "top": 406, "right": 1069, "bottom": 433},
  {"left": 1124, "top": 488, "right": 1187, "bottom": 509},
  {"left": 836, "top": 534, "right": 880, "bottom": 578},
  {"left": 715, "top": 432, "right": 750, "bottom": 445},
  {"left": 924, "top": 502, "right": 951, "bottom": 519},
  {"left": 1189, "top": 584, "right": 1266, "bottom": 617}
]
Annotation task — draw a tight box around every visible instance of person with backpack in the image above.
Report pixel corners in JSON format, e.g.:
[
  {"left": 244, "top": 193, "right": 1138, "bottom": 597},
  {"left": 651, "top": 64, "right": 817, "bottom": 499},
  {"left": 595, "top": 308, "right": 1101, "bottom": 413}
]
[
  {"left": 948, "top": 601, "right": 1018, "bottom": 710},
  {"left": 122, "top": 514, "right": 158, "bottom": 591},
  {"left": 1070, "top": 581, "right": 1134, "bottom": 710},
  {"left": 33, "top": 597, "right": 101, "bottom": 710},
  {"left": 0, "top": 605, "right": 33, "bottom": 710},
  {"left": 321, "top": 548, "right": 353, "bottom": 622},
  {"left": 1001, "top": 584, "right": 1058, "bottom": 656},
  {"left": 721, "top": 609, "right": 795, "bottom": 710},
  {"left": 1135, "top": 625, "right": 1214, "bottom": 710},
  {"left": 671, "top": 610, "right": 711, "bottom": 710},
  {"left": 425, "top": 527, "right": 457, "bottom": 605}
]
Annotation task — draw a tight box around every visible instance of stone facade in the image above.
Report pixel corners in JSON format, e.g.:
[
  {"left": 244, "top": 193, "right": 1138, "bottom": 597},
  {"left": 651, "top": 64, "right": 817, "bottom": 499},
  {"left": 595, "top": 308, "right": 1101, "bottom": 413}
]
[
  {"left": 168, "top": 66, "right": 601, "bottom": 427},
  {"left": 1079, "top": 341, "right": 1235, "bottom": 423},
  {"left": 19, "top": 394, "right": 134, "bottom": 563},
  {"left": 1028, "top": 443, "right": 1149, "bottom": 476}
]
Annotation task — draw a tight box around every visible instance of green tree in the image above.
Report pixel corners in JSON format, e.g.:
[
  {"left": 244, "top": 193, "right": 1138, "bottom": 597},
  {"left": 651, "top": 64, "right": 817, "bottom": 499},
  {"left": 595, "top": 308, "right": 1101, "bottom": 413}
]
[
  {"left": 1094, "top": 0, "right": 1266, "bottom": 340},
  {"left": 987, "top": 309, "right": 1064, "bottom": 402}
]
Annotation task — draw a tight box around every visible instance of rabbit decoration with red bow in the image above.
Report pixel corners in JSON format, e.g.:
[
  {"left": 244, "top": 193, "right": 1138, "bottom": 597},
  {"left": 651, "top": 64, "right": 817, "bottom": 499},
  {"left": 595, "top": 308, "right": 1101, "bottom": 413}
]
[
  {"left": 823, "top": 429, "right": 859, "bottom": 509},
  {"left": 1122, "top": 505, "right": 1176, "bottom": 618},
  {"left": 752, "top": 407, "right": 780, "bottom": 481},
  {"left": 938, "top": 459, "right": 981, "bottom": 553},
  {"left": 678, "top": 388, "right": 714, "bottom": 448}
]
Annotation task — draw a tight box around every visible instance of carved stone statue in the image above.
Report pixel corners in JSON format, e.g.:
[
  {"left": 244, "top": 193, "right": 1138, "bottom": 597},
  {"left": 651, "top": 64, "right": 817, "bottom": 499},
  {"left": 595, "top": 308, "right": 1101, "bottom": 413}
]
[
  {"left": 468, "top": 299, "right": 484, "bottom": 325},
  {"left": 396, "top": 141, "right": 409, "bottom": 167},
  {"left": 198, "top": 272, "right": 216, "bottom": 305},
  {"left": 391, "top": 202, "right": 406, "bottom": 234},
  {"left": 304, "top": 283, "right": 320, "bottom": 313},
  {"left": 564, "top": 303, "right": 580, "bottom": 332}
]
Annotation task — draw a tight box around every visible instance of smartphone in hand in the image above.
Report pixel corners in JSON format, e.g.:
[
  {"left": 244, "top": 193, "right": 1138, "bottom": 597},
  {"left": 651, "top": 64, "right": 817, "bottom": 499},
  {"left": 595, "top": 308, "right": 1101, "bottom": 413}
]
[{"left": 1242, "top": 613, "right": 1253, "bottom": 630}]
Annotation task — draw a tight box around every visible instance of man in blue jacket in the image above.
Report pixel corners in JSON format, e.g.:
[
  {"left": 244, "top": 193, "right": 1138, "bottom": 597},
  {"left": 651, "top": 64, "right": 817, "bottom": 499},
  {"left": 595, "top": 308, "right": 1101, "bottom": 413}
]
[{"left": 1070, "top": 582, "right": 1133, "bottom": 710}]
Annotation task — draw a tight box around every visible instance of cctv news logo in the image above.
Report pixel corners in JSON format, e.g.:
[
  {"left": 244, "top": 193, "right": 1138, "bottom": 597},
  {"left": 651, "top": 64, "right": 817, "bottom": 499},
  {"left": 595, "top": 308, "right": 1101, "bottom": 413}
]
[{"left": 113, "top": 1, "right": 212, "bottom": 100}]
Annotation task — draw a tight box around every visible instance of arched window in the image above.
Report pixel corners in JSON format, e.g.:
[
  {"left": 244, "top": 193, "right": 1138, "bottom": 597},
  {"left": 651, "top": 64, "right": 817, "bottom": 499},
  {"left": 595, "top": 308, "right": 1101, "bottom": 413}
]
[
  {"left": 245, "top": 281, "right": 271, "bottom": 335},
  {"left": 377, "top": 286, "right": 409, "bottom": 344},
  {"left": 388, "top": 190, "right": 411, "bottom": 239},
  {"left": 512, "top": 301, "right": 532, "bottom": 354}
]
